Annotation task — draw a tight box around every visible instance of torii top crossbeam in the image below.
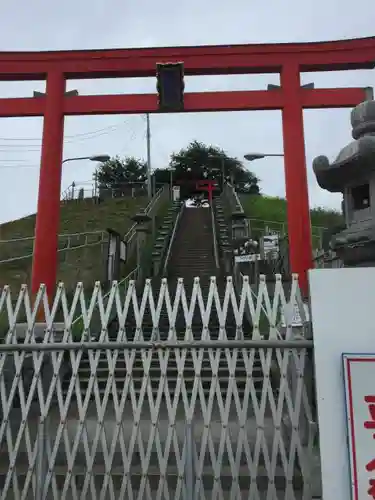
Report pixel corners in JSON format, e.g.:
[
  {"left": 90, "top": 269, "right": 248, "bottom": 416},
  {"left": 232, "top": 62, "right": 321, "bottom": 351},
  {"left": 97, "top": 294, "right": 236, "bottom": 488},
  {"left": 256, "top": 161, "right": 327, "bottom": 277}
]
[
  {"left": 0, "top": 37, "right": 374, "bottom": 116},
  {"left": 0, "top": 36, "right": 374, "bottom": 79},
  {"left": 1, "top": 37, "right": 374, "bottom": 298}
]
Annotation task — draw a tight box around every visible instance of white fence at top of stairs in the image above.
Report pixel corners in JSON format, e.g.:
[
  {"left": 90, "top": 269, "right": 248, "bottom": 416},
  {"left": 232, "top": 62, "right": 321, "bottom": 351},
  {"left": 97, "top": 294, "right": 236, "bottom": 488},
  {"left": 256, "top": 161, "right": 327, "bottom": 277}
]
[{"left": 0, "top": 275, "right": 319, "bottom": 500}]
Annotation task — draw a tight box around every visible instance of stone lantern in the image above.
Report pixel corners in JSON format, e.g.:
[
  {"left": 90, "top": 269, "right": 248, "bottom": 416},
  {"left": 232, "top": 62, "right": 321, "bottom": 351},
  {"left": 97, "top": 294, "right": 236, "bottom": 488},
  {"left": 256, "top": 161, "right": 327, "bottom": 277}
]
[
  {"left": 131, "top": 211, "right": 151, "bottom": 280},
  {"left": 231, "top": 210, "right": 249, "bottom": 241},
  {"left": 313, "top": 100, "right": 375, "bottom": 266}
]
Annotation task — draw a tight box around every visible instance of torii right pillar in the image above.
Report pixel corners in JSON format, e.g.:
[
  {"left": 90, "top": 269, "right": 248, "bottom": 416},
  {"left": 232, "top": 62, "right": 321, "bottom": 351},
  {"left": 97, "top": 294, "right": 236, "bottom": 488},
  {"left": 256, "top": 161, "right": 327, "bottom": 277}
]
[{"left": 281, "top": 63, "right": 313, "bottom": 297}]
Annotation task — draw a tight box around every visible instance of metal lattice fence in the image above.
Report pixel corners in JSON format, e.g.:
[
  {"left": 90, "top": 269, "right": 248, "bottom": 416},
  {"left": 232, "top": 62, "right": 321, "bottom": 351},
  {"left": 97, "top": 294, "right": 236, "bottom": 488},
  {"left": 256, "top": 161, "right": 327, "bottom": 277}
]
[{"left": 0, "top": 276, "right": 319, "bottom": 499}]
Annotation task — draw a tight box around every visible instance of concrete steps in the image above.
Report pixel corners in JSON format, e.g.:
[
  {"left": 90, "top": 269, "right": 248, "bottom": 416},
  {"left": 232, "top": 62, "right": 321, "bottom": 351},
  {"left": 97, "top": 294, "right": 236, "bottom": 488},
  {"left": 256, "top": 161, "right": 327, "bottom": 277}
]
[{"left": 167, "top": 207, "right": 218, "bottom": 280}]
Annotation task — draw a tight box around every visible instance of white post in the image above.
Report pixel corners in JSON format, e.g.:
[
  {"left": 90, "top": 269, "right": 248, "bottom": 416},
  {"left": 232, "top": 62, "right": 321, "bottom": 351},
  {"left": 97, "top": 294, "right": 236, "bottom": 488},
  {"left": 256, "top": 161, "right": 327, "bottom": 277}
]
[{"left": 310, "top": 267, "right": 375, "bottom": 500}]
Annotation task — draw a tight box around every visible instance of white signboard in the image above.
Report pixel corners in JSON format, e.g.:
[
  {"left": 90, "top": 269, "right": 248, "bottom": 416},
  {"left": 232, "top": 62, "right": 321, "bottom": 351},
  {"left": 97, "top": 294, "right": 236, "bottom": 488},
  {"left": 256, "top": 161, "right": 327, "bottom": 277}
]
[
  {"left": 342, "top": 354, "right": 375, "bottom": 500},
  {"left": 263, "top": 233, "right": 279, "bottom": 258},
  {"left": 172, "top": 186, "right": 180, "bottom": 201},
  {"left": 120, "top": 240, "right": 127, "bottom": 262},
  {"left": 309, "top": 268, "right": 375, "bottom": 500},
  {"left": 234, "top": 254, "right": 261, "bottom": 263}
]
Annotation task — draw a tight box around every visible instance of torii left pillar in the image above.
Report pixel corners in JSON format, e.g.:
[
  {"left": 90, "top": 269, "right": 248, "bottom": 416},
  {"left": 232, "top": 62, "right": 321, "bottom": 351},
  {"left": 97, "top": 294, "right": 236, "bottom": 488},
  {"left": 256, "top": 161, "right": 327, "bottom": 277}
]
[{"left": 31, "top": 71, "right": 65, "bottom": 303}]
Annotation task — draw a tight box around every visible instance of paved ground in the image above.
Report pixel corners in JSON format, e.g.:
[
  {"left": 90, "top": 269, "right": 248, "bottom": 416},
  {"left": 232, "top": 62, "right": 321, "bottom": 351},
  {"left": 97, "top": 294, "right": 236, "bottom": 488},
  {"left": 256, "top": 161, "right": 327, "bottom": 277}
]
[{"left": 0, "top": 402, "right": 322, "bottom": 498}]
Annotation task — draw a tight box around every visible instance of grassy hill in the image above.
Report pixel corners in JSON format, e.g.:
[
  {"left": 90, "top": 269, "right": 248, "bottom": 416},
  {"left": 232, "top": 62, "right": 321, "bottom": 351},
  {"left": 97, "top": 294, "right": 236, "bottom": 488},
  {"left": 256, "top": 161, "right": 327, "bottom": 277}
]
[
  {"left": 0, "top": 191, "right": 343, "bottom": 292},
  {"left": 240, "top": 194, "right": 343, "bottom": 248},
  {"left": 0, "top": 196, "right": 148, "bottom": 292}
]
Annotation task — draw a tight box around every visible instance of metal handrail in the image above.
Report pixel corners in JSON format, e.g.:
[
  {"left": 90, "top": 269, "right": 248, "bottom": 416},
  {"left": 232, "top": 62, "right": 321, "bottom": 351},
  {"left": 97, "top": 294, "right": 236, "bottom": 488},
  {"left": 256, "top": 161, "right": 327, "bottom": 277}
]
[
  {"left": 123, "top": 185, "right": 165, "bottom": 242},
  {"left": 163, "top": 203, "right": 184, "bottom": 274},
  {"left": 0, "top": 230, "right": 104, "bottom": 245},
  {"left": 313, "top": 248, "right": 343, "bottom": 268},
  {"left": 228, "top": 183, "right": 245, "bottom": 213},
  {"left": 235, "top": 267, "right": 286, "bottom": 339},
  {"left": 0, "top": 239, "right": 105, "bottom": 265},
  {"left": 61, "top": 180, "right": 152, "bottom": 202},
  {"left": 233, "top": 189, "right": 244, "bottom": 212},
  {"left": 0, "top": 231, "right": 107, "bottom": 265},
  {"left": 61, "top": 182, "right": 75, "bottom": 201},
  {"left": 71, "top": 266, "right": 139, "bottom": 328},
  {"left": 1, "top": 188, "right": 165, "bottom": 264},
  {"left": 248, "top": 217, "right": 327, "bottom": 232},
  {"left": 227, "top": 185, "right": 326, "bottom": 248},
  {"left": 210, "top": 200, "right": 220, "bottom": 269},
  {"left": 249, "top": 218, "right": 327, "bottom": 248}
]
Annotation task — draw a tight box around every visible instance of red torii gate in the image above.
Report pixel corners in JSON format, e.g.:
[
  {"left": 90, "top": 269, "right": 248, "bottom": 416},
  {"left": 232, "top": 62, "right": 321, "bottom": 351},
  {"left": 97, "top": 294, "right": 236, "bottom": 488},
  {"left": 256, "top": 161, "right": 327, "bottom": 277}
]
[
  {"left": 196, "top": 180, "right": 218, "bottom": 202},
  {"left": 0, "top": 37, "right": 374, "bottom": 297}
]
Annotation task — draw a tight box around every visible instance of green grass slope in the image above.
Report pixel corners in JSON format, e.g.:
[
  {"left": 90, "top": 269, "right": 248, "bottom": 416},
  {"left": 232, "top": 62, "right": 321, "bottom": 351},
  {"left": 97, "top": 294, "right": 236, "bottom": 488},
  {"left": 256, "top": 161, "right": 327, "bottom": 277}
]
[
  {"left": 240, "top": 194, "right": 343, "bottom": 248},
  {"left": 0, "top": 192, "right": 343, "bottom": 292},
  {"left": 0, "top": 196, "right": 147, "bottom": 291}
]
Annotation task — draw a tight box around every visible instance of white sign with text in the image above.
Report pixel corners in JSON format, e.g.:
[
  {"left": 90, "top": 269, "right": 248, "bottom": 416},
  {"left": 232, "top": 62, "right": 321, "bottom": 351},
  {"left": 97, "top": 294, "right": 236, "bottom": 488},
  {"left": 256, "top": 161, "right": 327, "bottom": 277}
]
[
  {"left": 309, "top": 268, "right": 375, "bottom": 500},
  {"left": 263, "top": 233, "right": 279, "bottom": 253},
  {"left": 234, "top": 254, "right": 261, "bottom": 263},
  {"left": 343, "top": 354, "right": 375, "bottom": 500}
]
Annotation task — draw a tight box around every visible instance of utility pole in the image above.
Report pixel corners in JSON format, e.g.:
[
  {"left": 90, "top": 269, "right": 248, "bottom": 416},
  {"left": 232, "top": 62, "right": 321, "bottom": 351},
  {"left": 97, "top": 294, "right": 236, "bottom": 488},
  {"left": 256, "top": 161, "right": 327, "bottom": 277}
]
[{"left": 146, "top": 113, "right": 152, "bottom": 198}]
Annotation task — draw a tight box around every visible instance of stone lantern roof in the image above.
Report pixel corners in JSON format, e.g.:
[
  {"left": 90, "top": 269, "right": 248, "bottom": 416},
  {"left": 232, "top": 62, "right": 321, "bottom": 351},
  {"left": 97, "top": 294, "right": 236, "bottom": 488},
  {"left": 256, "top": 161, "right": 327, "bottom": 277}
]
[
  {"left": 312, "top": 99, "right": 375, "bottom": 266},
  {"left": 313, "top": 100, "right": 375, "bottom": 192}
]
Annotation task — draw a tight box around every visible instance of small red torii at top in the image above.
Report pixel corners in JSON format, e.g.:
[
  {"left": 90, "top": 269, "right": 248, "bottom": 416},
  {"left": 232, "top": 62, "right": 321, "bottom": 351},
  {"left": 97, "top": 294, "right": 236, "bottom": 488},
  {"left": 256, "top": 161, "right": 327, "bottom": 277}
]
[{"left": 196, "top": 180, "right": 218, "bottom": 202}]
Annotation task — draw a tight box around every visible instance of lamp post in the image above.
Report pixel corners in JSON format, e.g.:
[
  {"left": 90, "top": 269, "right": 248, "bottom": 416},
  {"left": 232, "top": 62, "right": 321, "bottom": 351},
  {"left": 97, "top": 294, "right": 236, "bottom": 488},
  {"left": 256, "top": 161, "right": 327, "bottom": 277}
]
[
  {"left": 62, "top": 154, "right": 110, "bottom": 165},
  {"left": 62, "top": 154, "right": 110, "bottom": 199},
  {"left": 244, "top": 153, "right": 284, "bottom": 162},
  {"left": 32, "top": 152, "right": 111, "bottom": 308}
]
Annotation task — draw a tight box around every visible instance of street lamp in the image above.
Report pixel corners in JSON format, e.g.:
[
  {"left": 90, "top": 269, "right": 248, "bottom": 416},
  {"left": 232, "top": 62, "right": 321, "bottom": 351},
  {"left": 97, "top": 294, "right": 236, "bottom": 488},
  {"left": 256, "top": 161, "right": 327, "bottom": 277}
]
[
  {"left": 62, "top": 154, "right": 110, "bottom": 199},
  {"left": 62, "top": 154, "right": 110, "bottom": 164},
  {"left": 244, "top": 153, "right": 284, "bottom": 162}
]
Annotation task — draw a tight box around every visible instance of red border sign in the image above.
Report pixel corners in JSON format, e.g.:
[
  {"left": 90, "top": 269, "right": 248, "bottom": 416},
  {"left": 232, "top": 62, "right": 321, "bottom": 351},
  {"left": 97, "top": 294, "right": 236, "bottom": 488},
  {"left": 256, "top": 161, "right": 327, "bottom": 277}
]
[{"left": 343, "top": 355, "right": 375, "bottom": 500}]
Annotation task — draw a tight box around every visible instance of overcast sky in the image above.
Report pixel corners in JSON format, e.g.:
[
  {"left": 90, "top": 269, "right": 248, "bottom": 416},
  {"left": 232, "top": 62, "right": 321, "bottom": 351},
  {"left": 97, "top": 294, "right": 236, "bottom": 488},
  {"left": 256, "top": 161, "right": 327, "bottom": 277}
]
[{"left": 0, "top": 0, "right": 374, "bottom": 224}]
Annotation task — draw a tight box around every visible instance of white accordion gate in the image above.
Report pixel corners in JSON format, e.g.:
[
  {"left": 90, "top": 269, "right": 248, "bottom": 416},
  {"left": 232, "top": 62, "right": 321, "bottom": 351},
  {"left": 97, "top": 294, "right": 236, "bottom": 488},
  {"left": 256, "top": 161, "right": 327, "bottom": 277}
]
[{"left": 0, "top": 275, "right": 318, "bottom": 500}]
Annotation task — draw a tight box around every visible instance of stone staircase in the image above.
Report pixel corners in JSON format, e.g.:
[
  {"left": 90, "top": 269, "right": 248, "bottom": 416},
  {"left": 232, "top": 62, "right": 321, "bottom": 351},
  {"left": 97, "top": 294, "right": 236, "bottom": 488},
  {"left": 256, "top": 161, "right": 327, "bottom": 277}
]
[
  {"left": 167, "top": 206, "right": 219, "bottom": 280},
  {"left": 5, "top": 196, "right": 311, "bottom": 498},
  {"left": 74, "top": 204, "right": 262, "bottom": 401},
  {"left": 11, "top": 201, "right": 306, "bottom": 498},
  {"left": 213, "top": 197, "right": 231, "bottom": 250},
  {"left": 150, "top": 200, "right": 181, "bottom": 275}
]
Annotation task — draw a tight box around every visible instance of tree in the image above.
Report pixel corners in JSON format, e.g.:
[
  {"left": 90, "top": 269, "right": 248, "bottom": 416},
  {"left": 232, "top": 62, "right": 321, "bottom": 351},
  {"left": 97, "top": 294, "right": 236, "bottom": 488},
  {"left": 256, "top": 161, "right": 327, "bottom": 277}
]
[
  {"left": 153, "top": 141, "right": 260, "bottom": 197},
  {"left": 95, "top": 156, "right": 147, "bottom": 193}
]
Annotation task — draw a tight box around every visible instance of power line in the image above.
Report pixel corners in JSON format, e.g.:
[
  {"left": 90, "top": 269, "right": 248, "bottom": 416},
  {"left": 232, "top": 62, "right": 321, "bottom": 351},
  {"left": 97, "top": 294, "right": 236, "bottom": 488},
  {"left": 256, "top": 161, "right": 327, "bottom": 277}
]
[
  {"left": 0, "top": 164, "right": 40, "bottom": 169},
  {"left": 0, "top": 116, "right": 146, "bottom": 169},
  {"left": 0, "top": 119, "right": 144, "bottom": 152},
  {"left": 0, "top": 127, "right": 126, "bottom": 151},
  {"left": 0, "top": 159, "right": 29, "bottom": 162},
  {"left": 0, "top": 120, "right": 141, "bottom": 153},
  {"left": 0, "top": 120, "right": 128, "bottom": 142}
]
